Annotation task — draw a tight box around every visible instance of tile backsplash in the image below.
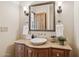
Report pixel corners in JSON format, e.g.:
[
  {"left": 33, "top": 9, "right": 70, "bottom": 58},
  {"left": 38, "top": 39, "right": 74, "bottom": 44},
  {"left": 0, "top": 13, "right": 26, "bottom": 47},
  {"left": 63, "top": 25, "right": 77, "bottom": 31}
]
[{"left": 29, "top": 31, "right": 56, "bottom": 38}]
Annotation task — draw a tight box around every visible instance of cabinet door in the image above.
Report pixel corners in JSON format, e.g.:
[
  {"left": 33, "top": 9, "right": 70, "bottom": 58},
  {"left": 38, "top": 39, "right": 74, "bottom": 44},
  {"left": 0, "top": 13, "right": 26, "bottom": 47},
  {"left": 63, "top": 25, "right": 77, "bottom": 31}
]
[
  {"left": 15, "top": 43, "right": 25, "bottom": 57},
  {"left": 25, "top": 47, "right": 37, "bottom": 57},
  {"left": 25, "top": 46, "right": 28, "bottom": 57},
  {"left": 64, "top": 50, "right": 71, "bottom": 57},
  {"left": 37, "top": 48, "right": 49, "bottom": 57},
  {"left": 51, "top": 49, "right": 65, "bottom": 57},
  {"left": 30, "top": 48, "right": 37, "bottom": 57}
]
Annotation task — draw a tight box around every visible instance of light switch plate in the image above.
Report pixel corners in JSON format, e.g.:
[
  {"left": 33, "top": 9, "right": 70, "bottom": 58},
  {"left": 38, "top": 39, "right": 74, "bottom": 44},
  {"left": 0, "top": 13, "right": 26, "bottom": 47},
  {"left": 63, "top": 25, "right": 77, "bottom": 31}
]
[{"left": 0, "top": 27, "right": 8, "bottom": 32}]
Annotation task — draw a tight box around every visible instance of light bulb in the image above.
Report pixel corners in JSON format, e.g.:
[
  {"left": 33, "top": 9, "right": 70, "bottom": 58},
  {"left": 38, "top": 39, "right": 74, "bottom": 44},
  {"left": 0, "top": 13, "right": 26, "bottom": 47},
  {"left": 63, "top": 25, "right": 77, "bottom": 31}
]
[{"left": 23, "top": 6, "right": 27, "bottom": 11}]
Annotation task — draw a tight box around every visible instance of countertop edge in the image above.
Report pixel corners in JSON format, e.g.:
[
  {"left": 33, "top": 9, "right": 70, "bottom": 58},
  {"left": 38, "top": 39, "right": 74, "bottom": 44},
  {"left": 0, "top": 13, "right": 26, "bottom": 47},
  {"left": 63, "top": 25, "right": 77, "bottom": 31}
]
[{"left": 14, "top": 39, "right": 72, "bottom": 50}]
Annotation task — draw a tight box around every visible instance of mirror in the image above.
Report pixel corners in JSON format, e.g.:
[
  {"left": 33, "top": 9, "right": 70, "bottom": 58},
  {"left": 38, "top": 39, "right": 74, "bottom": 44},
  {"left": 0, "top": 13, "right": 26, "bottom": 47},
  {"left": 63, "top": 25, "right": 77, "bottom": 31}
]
[{"left": 29, "top": 2, "right": 55, "bottom": 31}]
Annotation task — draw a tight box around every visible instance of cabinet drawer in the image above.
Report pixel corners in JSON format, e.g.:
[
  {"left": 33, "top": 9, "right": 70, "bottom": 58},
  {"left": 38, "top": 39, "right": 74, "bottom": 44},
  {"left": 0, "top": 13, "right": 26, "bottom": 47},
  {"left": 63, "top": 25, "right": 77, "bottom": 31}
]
[{"left": 51, "top": 49, "right": 65, "bottom": 57}]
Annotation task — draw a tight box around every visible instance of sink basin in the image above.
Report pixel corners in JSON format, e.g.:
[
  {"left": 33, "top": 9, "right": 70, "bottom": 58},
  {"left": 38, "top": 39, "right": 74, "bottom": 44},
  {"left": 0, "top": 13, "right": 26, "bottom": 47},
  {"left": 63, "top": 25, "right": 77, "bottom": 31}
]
[{"left": 30, "top": 38, "right": 47, "bottom": 45}]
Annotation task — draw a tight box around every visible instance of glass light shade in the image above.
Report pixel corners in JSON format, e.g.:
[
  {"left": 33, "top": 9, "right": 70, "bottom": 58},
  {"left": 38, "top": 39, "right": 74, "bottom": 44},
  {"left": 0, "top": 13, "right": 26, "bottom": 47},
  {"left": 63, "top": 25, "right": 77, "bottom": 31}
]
[
  {"left": 58, "top": 1, "right": 62, "bottom": 7},
  {"left": 23, "top": 5, "right": 29, "bottom": 13}
]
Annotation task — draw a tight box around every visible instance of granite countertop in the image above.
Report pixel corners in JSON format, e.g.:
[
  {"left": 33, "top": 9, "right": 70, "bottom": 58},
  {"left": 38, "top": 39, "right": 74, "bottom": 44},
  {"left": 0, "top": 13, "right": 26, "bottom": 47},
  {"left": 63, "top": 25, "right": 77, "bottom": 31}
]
[{"left": 14, "top": 39, "right": 72, "bottom": 50}]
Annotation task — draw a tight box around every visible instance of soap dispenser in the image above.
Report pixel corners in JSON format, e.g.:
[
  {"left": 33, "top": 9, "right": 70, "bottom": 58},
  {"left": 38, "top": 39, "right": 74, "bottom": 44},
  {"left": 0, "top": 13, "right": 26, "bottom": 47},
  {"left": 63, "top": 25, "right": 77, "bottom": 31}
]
[{"left": 31, "top": 34, "right": 34, "bottom": 39}]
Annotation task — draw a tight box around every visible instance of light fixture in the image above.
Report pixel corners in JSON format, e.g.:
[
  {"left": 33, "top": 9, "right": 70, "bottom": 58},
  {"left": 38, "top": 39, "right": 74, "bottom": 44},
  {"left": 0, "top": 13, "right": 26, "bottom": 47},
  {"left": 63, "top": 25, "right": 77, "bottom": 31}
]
[
  {"left": 23, "top": 5, "right": 29, "bottom": 16},
  {"left": 23, "top": 2, "right": 33, "bottom": 16},
  {"left": 57, "top": 1, "right": 62, "bottom": 14}
]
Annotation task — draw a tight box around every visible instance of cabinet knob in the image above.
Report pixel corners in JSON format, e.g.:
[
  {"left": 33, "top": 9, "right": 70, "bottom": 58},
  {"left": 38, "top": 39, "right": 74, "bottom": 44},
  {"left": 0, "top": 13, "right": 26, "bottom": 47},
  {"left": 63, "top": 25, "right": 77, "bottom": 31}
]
[{"left": 57, "top": 53, "right": 59, "bottom": 56}]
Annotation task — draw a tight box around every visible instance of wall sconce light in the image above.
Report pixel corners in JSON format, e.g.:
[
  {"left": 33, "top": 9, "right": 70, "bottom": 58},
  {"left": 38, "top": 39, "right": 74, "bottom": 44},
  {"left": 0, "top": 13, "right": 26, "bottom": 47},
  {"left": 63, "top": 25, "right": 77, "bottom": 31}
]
[
  {"left": 23, "top": 5, "right": 29, "bottom": 16},
  {"left": 57, "top": 2, "right": 62, "bottom": 14},
  {"left": 23, "top": 6, "right": 35, "bottom": 16},
  {"left": 24, "top": 10, "right": 29, "bottom": 16}
]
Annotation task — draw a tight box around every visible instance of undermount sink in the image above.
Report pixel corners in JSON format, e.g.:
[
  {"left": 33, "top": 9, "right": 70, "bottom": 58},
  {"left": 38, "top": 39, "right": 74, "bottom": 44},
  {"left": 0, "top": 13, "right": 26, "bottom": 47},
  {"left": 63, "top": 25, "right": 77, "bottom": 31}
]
[{"left": 30, "top": 38, "right": 47, "bottom": 45}]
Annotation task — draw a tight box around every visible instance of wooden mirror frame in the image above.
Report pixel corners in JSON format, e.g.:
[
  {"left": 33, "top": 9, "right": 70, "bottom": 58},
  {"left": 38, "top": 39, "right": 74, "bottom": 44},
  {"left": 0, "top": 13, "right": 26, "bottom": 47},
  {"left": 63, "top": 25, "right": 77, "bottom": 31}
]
[{"left": 29, "top": 1, "right": 55, "bottom": 32}]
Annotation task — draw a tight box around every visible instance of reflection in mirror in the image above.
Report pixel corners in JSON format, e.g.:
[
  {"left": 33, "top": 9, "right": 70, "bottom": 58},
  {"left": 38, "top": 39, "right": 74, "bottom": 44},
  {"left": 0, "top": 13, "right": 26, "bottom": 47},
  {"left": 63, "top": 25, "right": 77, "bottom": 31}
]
[{"left": 29, "top": 2, "right": 55, "bottom": 31}]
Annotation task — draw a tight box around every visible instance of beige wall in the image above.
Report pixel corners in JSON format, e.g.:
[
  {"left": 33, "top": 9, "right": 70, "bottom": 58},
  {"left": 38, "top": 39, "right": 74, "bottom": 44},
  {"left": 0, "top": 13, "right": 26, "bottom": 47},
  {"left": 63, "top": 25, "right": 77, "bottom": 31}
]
[
  {"left": 0, "top": 2, "right": 19, "bottom": 56},
  {"left": 19, "top": 1, "right": 32, "bottom": 38},
  {"left": 60, "top": 1, "right": 75, "bottom": 56},
  {"left": 74, "top": 1, "right": 79, "bottom": 56}
]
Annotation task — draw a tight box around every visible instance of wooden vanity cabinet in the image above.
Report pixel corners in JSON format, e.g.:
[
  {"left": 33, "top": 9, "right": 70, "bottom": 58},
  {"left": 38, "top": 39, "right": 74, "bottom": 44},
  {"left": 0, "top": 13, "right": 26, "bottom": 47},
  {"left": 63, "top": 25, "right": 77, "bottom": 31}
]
[{"left": 15, "top": 43, "right": 71, "bottom": 57}]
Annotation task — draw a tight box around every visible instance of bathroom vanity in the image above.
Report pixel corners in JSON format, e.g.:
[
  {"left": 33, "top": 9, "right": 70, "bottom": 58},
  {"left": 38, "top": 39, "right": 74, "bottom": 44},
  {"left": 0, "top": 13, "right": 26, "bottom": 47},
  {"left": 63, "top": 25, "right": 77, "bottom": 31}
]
[
  {"left": 14, "top": 39, "right": 72, "bottom": 57},
  {"left": 16, "top": 2, "right": 72, "bottom": 57}
]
